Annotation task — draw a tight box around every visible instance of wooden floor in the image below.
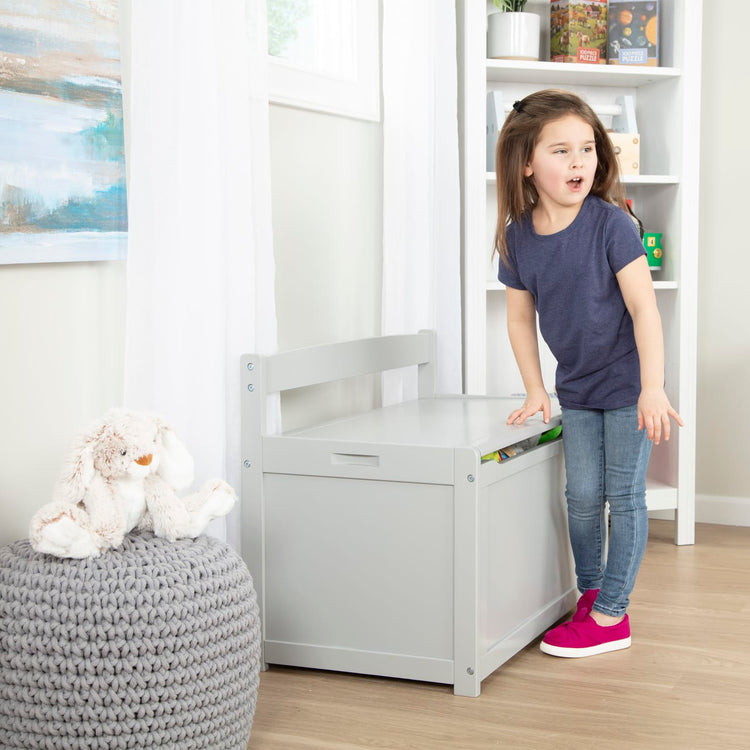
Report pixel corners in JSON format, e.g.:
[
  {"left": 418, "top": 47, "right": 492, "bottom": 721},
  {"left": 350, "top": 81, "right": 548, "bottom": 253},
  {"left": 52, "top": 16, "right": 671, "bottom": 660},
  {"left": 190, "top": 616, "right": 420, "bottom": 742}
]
[{"left": 248, "top": 521, "right": 750, "bottom": 749}]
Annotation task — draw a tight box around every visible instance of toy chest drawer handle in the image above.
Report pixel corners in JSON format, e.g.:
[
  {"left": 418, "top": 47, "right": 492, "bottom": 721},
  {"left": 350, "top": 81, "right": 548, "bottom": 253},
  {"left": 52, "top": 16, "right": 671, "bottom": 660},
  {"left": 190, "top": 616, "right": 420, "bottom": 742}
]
[{"left": 331, "top": 452, "right": 380, "bottom": 467}]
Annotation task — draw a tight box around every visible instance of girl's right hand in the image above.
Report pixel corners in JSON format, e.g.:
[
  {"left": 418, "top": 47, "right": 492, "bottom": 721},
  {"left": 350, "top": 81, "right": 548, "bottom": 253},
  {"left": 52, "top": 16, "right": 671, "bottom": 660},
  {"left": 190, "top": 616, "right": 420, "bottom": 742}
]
[{"left": 506, "top": 386, "right": 551, "bottom": 426}]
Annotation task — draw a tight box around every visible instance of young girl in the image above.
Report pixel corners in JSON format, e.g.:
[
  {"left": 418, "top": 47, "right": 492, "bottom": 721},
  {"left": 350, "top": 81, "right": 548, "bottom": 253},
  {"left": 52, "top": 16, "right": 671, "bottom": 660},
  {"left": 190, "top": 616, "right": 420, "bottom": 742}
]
[{"left": 495, "top": 89, "right": 682, "bottom": 658}]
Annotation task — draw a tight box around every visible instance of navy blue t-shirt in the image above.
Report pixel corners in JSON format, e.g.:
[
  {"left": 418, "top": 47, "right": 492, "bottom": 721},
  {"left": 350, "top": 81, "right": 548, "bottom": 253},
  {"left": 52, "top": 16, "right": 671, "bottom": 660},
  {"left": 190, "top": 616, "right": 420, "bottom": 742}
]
[{"left": 498, "top": 195, "right": 646, "bottom": 410}]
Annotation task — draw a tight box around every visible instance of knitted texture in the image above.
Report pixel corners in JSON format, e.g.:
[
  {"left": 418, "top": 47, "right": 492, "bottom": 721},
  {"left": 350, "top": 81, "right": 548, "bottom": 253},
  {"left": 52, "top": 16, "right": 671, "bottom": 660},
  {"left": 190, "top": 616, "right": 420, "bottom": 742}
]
[{"left": 0, "top": 531, "right": 261, "bottom": 750}]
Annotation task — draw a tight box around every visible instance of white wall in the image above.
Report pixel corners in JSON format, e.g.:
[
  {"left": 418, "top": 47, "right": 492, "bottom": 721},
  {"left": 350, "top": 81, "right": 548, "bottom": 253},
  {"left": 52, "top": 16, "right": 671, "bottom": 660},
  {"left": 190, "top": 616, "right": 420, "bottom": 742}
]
[
  {"left": 695, "top": 0, "right": 750, "bottom": 524},
  {"left": 269, "top": 104, "right": 383, "bottom": 432},
  {"left": 0, "top": 262, "right": 126, "bottom": 545}
]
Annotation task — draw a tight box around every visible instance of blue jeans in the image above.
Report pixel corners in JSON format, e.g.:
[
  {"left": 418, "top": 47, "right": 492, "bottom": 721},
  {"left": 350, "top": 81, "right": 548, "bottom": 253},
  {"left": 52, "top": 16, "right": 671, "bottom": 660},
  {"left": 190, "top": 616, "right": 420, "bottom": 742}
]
[{"left": 561, "top": 405, "right": 652, "bottom": 618}]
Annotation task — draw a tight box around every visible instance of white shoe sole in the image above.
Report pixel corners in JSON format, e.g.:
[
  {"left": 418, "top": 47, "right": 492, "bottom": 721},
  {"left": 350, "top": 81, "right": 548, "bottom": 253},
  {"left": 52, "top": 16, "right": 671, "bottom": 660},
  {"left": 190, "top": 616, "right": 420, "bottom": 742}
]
[{"left": 540, "top": 636, "right": 632, "bottom": 658}]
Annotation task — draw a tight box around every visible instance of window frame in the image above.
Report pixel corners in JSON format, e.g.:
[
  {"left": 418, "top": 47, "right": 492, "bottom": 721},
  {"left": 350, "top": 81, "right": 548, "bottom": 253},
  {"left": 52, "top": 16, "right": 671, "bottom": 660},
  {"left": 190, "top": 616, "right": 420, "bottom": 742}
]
[{"left": 267, "top": 0, "right": 381, "bottom": 122}]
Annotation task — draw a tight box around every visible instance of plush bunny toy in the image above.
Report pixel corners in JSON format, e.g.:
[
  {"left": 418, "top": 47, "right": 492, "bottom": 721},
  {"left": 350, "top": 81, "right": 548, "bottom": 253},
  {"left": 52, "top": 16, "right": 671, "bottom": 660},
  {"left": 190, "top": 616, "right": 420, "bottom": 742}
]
[{"left": 29, "top": 409, "right": 236, "bottom": 558}]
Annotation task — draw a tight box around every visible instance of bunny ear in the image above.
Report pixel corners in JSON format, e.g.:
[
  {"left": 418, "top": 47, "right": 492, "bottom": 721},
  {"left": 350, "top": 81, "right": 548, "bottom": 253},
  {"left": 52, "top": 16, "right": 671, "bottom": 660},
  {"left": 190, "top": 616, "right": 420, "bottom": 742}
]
[
  {"left": 53, "top": 438, "right": 96, "bottom": 505},
  {"left": 156, "top": 422, "right": 194, "bottom": 491}
]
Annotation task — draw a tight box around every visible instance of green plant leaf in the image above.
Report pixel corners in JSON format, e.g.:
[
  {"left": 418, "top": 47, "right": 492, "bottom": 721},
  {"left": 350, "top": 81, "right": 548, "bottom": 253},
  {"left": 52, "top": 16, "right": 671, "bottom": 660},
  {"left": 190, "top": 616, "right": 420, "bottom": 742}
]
[{"left": 493, "top": 0, "right": 528, "bottom": 11}]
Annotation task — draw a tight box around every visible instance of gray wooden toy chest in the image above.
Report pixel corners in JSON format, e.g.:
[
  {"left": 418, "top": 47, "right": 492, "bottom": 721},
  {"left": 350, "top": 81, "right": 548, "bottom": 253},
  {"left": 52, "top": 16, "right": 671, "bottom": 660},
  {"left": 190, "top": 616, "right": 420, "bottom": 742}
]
[{"left": 240, "top": 331, "right": 575, "bottom": 696}]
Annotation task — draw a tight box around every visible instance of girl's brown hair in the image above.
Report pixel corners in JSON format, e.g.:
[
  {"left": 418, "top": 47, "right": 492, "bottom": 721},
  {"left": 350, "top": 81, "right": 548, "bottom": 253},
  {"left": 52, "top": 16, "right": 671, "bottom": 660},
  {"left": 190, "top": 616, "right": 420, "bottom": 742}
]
[{"left": 493, "top": 89, "right": 628, "bottom": 266}]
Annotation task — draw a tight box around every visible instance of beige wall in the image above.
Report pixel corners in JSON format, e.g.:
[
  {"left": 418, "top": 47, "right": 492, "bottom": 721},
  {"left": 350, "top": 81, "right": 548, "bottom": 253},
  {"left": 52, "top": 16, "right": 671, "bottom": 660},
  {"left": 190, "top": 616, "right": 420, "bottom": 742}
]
[{"left": 696, "top": 2, "right": 750, "bottom": 506}]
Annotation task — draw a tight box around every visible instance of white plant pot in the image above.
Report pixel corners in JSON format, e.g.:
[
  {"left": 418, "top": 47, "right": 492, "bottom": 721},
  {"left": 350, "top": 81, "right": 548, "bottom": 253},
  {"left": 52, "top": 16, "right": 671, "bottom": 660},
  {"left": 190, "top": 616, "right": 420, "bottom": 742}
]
[{"left": 487, "top": 11, "right": 540, "bottom": 61}]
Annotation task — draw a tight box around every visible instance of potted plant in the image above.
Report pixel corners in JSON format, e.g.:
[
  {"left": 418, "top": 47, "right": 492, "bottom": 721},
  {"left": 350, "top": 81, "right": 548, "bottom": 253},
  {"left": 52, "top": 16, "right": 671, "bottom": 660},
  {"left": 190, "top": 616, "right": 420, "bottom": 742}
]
[{"left": 487, "top": 0, "right": 540, "bottom": 61}]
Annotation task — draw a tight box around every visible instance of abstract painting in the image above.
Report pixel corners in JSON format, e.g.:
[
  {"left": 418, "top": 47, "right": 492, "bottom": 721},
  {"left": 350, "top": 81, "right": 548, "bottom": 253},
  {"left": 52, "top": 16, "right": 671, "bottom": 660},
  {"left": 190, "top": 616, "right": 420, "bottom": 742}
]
[{"left": 0, "top": 0, "right": 127, "bottom": 264}]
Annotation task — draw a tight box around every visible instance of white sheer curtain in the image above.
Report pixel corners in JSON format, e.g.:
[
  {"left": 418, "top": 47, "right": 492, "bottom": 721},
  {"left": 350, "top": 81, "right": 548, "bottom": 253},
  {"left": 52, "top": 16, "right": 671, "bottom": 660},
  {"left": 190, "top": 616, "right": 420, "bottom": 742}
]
[
  {"left": 121, "top": 0, "right": 277, "bottom": 550},
  {"left": 381, "top": 0, "right": 462, "bottom": 404}
]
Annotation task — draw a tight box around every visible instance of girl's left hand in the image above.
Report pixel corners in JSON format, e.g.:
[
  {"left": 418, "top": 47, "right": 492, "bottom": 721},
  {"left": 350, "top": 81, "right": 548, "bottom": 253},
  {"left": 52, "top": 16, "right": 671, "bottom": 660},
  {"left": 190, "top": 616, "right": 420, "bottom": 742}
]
[{"left": 637, "top": 388, "right": 683, "bottom": 445}]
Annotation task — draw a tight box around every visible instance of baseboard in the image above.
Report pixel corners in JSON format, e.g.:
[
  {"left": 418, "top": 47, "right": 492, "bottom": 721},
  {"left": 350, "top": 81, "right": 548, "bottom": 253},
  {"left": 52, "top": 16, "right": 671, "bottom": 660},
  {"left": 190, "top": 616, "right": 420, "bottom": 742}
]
[{"left": 649, "top": 494, "right": 750, "bottom": 527}]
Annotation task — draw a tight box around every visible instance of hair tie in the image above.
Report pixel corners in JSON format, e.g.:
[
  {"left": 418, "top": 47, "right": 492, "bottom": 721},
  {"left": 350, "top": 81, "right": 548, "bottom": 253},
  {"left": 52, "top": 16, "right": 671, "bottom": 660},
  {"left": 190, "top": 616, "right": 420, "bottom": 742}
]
[{"left": 512, "top": 100, "right": 524, "bottom": 114}]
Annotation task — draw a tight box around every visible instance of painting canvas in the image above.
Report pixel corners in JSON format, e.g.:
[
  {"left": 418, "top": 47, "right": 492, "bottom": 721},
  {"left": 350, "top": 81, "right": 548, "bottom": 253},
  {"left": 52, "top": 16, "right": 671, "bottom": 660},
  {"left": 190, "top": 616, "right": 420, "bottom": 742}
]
[{"left": 0, "top": 0, "right": 127, "bottom": 264}]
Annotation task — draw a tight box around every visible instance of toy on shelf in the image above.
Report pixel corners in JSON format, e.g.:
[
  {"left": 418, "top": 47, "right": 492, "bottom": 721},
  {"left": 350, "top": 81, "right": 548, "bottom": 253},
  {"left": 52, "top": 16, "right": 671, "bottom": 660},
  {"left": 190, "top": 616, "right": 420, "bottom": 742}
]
[
  {"left": 643, "top": 232, "right": 663, "bottom": 270},
  {"left": 610, "top": 133, "right": 640, "bottom": 175},
  {"left": 486, "top": 90, "right": 504, "bottom": 172},
  {"left": 550, "top": 0, "right": 607, "bottom": 65},
  {"left": 607, "top": 1, "right": 659, "bottom": 66},
  {"left": 609, "top": 94, "right": 640, "bottom": 176}
]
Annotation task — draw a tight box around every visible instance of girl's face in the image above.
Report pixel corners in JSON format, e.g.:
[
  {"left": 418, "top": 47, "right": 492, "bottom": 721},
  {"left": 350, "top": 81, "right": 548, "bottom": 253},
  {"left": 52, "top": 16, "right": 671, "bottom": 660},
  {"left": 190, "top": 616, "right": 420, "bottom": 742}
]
[{"left": 524, "top": 114, "right": 597, "bottom": 216}]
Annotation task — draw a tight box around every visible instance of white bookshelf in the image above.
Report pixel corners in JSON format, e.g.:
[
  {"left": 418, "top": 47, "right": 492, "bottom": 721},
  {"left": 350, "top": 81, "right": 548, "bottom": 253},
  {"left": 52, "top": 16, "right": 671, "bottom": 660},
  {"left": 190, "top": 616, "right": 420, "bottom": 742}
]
[{"left": 456, "top": 0, "right": 701, "bottom": 544}]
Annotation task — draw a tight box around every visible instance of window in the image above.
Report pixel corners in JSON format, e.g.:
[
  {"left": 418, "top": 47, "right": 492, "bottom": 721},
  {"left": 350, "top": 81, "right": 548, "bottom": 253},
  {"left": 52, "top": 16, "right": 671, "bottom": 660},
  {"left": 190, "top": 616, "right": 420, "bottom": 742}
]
[{"left": 266, "top": 0, "right": 380, "bottom": 121}]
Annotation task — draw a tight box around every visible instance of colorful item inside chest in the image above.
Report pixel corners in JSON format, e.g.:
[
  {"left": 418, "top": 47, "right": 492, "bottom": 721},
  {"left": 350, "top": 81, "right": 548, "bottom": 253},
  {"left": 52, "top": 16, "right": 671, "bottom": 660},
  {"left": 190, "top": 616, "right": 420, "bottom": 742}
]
[{"left": 482, "top": 424, "right": 563, "bottom": 463}]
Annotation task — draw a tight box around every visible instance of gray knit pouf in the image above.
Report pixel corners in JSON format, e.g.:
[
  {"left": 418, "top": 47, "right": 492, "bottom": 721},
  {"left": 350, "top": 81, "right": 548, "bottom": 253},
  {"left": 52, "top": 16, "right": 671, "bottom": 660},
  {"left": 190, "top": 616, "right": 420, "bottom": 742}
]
[{"left": 0, "top": 531, "right": 261, "bottom": 750}]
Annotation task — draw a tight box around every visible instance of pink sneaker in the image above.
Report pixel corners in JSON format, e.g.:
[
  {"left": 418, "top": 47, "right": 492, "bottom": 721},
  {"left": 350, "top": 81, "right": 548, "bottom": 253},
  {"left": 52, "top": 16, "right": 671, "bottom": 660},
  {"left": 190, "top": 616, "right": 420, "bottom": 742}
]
[
  {"left": 572, "top": 588, "right": 600, "bottom": 623},
  {"left": 540, "top": 614, "right": 631, "bottom": 658}
]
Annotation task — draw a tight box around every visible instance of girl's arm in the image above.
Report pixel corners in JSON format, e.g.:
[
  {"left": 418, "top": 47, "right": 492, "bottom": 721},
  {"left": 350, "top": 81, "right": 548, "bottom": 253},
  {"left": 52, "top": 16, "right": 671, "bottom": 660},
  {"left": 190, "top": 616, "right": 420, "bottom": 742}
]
[
  {"left": 505, "top": 287, "right": 551, "bottom": 425},
  {"left": 617, "top": 255, "right": 683, "bottom": 444}
]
